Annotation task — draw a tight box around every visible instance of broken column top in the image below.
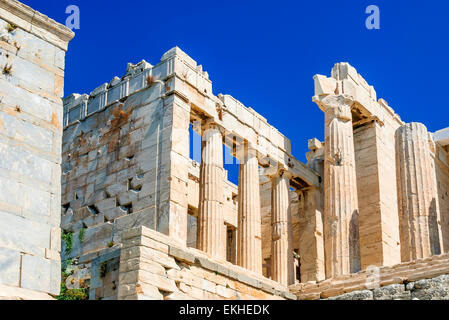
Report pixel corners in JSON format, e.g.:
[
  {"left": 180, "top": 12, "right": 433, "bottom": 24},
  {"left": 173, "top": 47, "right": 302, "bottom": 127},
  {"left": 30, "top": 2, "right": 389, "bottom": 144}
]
[
  {"left": 313, "top": 62, "right": 403, "bottom": 126},
  {"left": 308, "top": 138, "right": 322, "bottom": 152}
]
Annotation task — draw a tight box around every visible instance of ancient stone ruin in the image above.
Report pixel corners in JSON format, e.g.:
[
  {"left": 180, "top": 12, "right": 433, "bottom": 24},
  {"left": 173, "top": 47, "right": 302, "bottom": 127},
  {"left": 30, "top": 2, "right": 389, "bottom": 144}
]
[{"left": 1, "top": 0, "right": 449, "bottom": 300}]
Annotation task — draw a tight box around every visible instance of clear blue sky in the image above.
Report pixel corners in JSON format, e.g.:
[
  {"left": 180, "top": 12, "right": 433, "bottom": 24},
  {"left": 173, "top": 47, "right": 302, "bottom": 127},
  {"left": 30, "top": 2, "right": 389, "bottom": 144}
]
[{"left": 22, "top": 0, "right": 449, "bottom": 183}]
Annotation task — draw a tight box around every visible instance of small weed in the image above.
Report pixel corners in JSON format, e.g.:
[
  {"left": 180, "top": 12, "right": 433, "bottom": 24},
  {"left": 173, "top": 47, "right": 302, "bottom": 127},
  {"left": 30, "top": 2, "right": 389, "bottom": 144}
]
[
  {"left": 107, "top": 241, "right": 114, "bottom": 248},
  {"left": 62, "top": 259, "right": 74, "bottom": 274},
  {"left": 100, "top": 262, "right": 107, "bottom": 278},
  {"left": 57, "top": 260, "right": 88, "bottom": 300},
  {"left": 13, "top": 41, "right": 21, "bottom": 52},
  {"left": 57, "top": 283, "right": 88, "bottom": 300},
  {"left": 62, "top": 230, "right": 73, "bottom": 254},
  {"left": 79, "top": 227, "right": 86, "bottom": 243},
  {"left": 2, "top": 64, "right": 12, "bottom": 76},
  {"left": 6, "top": 23, "right": 17, "bottom": 33}
]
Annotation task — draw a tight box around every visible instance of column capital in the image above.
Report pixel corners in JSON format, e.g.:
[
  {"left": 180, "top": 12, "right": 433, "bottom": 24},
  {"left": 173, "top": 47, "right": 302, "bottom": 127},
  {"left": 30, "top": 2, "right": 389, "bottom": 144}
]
[
  {"left": 263, "top": 165, "right": 292, "bottom": 180},
  {"left": 313, "top": 94, "right": 354, "bottom": 122},
  {"left": 234, "top": 141, "right": 258, "bottom": 162},
  {"left": 201, "top": 118, "right": 225, "bottom": 135}
]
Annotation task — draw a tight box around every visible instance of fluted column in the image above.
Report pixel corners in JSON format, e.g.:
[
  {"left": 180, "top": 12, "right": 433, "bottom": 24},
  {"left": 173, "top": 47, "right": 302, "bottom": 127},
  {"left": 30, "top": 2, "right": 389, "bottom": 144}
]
[
  {"left": 395, "top": 122, "right": 443, "bottom": 261},
  {"left": 236, "top": 144, "right": 262, "bottom": 274},
  {"left": 315, "top": 95, "right": 360, "bottom": 278},
  {"left": 271, "top": 171, "right": 293, "bottom": 286},
  {"left": 297, "top": 186, "right": 326, "bottom": 282},
  {"left": 197, "top": 122, "right": 226, "bottom": 260}
]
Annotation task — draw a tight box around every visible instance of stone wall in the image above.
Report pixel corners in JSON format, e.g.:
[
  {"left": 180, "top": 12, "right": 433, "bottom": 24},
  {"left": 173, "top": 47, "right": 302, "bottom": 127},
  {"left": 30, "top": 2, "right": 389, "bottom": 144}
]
[
  {"left": 326, "top": 275, "right": 449, "bottom": 300},
  {"left": 0, "top": 0, "right": 73, "bottom": 298},
  {"left": 60, "top": 52, "right": 243, "bottom": 298},
  {"left": 61, "top": 59, "right": 181, "bottom": 296},
  {"left": 290, "top": 252, "right": 449, "bottom": 300},
  {"left": 117, "top": 226, "right": 295, "bottom": 300}
]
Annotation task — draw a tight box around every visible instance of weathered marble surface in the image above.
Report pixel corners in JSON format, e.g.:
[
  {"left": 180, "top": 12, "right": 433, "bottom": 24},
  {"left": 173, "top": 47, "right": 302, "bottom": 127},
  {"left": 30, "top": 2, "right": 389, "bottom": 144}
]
[{"left": 0, "top": 0, "right": 73, "bottom": 297}]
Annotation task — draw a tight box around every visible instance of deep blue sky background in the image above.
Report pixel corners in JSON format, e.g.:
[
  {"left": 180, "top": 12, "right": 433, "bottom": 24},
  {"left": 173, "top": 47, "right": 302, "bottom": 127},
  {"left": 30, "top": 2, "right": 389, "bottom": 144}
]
[{"left": 22, "top": 0, "right": 449, "bottom": 183}]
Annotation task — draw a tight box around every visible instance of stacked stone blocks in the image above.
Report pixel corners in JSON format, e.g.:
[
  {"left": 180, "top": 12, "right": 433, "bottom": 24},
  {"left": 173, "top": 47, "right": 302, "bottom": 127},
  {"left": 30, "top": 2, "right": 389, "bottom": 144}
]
[
  {"left": 0, "top": 0, "right": 73, "bottom": 298},
  {"left": 117, "top": 226, "right": 295, "bottom": 300}
]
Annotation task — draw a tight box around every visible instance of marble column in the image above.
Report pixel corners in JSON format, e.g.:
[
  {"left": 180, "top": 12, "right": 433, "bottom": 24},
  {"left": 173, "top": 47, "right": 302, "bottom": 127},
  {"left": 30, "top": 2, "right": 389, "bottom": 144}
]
[
  {"left": 297, "top": 186, "right": 326, "bottom": 282},
  {"left": 271, "top": 171, "right": 293, "bottom": 286},
  {"left": 316, "top": 95, "right": 360, "bottom": 278},
  {"left": 395, "top": 122, "right": 443, "bottom": 261},
  {"left": 236, "top": 144, "right": 262, "bottom": 274},
  {"left": 197, "top": 122, "right": 226, "bottom": 260}
]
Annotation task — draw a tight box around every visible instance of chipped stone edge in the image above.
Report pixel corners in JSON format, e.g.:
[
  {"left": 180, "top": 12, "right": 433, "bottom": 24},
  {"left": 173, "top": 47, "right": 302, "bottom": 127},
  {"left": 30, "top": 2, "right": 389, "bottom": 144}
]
[{"left": 0, "top": 0, "right": 74, "bottom": 51}]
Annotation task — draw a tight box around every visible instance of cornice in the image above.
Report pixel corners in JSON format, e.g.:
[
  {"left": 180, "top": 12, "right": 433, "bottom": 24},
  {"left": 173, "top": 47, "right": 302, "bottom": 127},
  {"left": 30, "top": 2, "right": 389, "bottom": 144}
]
[{"left": 0, "top": 0, "right": 74, "bottom": 50}]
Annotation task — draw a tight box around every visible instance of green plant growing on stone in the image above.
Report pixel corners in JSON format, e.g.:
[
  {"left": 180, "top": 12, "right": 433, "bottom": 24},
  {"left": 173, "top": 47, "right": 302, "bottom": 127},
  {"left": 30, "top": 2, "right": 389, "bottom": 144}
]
[
  {"left": 57, "top": 260, "right": 88, "bottom": 300},
  {"left": 79, "top": 227, "right": 86, "bottom": 243},
  {"left": 58, "top": 271, "right": 88, "bottom": 300},
  {"left": 107, "top": 241, "right": 114, "bottom": 248},
  {"left": 62, "top": 259, "right": 74, "bottom": 276},
  {"left": 6, "top": 23, "right": 17, "bottom": 33},
  {"left": 62, "top": 230, "right": 73, "bottom": 254},
  {"left": 57, "top": 286, "right": 88, "bottom": 300},
  {"left": 100, "top": 262, "right": 107, "bottom": 278}
]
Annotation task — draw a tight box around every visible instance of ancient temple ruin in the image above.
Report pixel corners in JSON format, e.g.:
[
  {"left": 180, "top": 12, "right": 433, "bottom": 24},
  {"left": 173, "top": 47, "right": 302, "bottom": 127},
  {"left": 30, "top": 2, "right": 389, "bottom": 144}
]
[
  {"left": 1, "top": 0, "right": 449, "bottom": 300},
  {"left": 61, "top": 47, "right": 449, "bottom": 300}
]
